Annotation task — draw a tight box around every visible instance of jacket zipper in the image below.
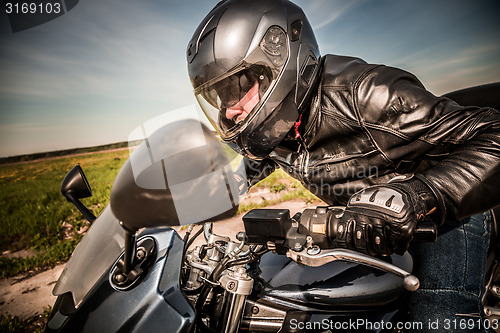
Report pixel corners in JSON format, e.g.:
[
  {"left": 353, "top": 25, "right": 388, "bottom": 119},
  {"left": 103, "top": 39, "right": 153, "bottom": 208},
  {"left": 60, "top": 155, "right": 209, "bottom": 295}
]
[
  {"left": 310, "top": 154, "right": 364, "bottom": 169},
  {"left": 309, "top": 150, "right": 378, "bottom": 169}
]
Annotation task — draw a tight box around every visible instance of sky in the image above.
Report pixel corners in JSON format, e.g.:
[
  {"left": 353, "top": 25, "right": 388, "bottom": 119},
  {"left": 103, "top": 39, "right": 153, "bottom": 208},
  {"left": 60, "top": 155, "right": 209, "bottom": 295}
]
[{"left": 0, "top": 0, "right": 499, "bottom": 157}]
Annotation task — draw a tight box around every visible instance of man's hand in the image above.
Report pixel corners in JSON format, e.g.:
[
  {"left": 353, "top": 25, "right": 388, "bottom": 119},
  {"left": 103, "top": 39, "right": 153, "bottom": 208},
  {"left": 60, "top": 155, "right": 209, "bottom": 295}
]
[
  {"left": 233, "top": 172, "right": 248, "bottom": 195},
  {"left": 335, "top": 178, "right": 441, "bottom": 256}
]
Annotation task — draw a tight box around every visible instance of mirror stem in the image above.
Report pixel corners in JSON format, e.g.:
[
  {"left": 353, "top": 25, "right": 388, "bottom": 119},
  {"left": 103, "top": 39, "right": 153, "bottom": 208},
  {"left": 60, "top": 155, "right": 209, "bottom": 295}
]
[
  {"left": 123, "top": 230, "right": 137, "bottom": 274},
  {"left": 65, "top": 194, "right": 96, "bottom": 224}
]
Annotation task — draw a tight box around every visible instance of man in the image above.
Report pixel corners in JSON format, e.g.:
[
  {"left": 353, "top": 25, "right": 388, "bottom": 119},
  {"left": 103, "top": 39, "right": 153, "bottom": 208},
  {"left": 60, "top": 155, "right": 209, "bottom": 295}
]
[{"left": 186, "top": 0, "right": 499, "bottom": 330}]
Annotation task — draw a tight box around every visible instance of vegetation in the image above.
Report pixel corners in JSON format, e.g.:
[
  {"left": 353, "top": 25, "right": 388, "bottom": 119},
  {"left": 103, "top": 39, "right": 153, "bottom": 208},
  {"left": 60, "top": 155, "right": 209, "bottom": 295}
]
[
  {"left": 0, "top": 146, "right": 320, "bottom": 278},
  {"left": 0, "top": 149, "right": 129, "bottom": 278},
  {"left": 0, "top": 144, "right": 322, "bottom": 332},
  {"left": 237, "top": 169, "right": 321, "bottom": 213},
  {"left": 0, "top": 307, "right": 51, "bottom": 333},
  {"left": 0, "top": 238, "right": 82, "bottom": 279}
]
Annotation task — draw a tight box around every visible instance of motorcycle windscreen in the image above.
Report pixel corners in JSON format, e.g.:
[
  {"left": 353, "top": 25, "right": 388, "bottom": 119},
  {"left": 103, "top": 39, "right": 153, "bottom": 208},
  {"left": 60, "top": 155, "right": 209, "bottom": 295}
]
[{"left": 52, "top": 205, "right": 125, "bottom": 308}]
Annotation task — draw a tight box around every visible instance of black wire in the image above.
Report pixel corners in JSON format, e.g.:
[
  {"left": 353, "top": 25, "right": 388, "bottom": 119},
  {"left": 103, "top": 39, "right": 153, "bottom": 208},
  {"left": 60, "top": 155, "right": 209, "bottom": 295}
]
[
  {"left": 183, "top": 227, "right": 192, "bottom": 244},
  {"left": 184, "top": 226, "right": 204, "bottom": 254},
  {"left": 192, "top": 256, "right": 230, "bottom": 333},
  {"left": 181, "top": 226, "right": 205, "bottom": 287},
  {"left": 194, "top": 252, "right": 262, "bottom": 312}
]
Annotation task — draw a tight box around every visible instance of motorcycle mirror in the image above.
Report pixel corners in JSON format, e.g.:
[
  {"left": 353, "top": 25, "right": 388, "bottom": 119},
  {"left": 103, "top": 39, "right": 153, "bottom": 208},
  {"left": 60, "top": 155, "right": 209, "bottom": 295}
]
[
  {"left": 61, "top": 165, "right": 96, "bottom": 223},
  {"left": 61, "top": 164, "right": 92, "bottom": 199},
  {"left": 110, "top": 119, "right": 239, "bottom": 233}
]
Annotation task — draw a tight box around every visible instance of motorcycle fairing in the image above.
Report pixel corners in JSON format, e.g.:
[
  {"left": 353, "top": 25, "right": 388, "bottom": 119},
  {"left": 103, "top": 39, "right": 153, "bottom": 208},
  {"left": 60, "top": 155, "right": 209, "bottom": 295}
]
[
  {"left": 47, "top": 205, "right": 411, "bottom": 332},
  {"left": 47, "top": 206, "right": 194, "bottom": 332},
  {"left": 52, "top": 206, "right": 125, "bottom": 309}
]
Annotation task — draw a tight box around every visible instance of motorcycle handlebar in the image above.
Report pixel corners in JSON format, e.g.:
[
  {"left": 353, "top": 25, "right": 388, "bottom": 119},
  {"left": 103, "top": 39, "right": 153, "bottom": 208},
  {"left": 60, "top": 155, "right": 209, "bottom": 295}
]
[
  {"left": 300, "top": 206, "right": 438, "bottom": 247},
  {"left": 242, "top": 206, "right": 438, "bottom": 252}
]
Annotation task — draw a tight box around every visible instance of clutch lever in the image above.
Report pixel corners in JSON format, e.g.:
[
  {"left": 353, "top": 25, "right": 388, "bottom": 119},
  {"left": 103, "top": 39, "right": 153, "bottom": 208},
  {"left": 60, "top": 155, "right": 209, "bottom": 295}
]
[{"left": 286, "top": 247, "right": 420, "bottom": 291}]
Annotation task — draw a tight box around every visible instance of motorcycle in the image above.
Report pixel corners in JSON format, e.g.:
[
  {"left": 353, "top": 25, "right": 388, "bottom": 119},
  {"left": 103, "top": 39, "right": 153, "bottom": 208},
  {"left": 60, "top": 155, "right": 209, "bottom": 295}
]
[{"left": 45, "top": 84, "right": 500, "bottom": 332}]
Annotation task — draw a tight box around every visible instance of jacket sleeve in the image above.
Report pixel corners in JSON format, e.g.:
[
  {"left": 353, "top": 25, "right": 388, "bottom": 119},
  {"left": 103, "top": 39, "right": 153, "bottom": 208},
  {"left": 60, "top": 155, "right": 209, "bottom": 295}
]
[
  {"left": 356, "top": 65, "right": 500, "bottom": 220},
  {"left": 234, "top": 157, "right": 277, "bottom": 193}
]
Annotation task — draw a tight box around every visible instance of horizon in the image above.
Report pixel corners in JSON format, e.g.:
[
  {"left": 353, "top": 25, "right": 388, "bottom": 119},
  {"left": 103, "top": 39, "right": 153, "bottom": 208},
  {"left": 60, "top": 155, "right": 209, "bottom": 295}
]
[
  {"left": 0, "top": 140, "right": 128, "bottom": 160},
  {"left": 1, "top": 0, "right": 499, "bottom": 157}
]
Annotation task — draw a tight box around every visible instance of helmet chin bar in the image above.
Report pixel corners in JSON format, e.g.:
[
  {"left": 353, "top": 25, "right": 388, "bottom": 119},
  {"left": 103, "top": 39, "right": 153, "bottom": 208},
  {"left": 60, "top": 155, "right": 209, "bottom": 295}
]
[{"left": 240, "top": 92, "right": 299, "bottom": 159}]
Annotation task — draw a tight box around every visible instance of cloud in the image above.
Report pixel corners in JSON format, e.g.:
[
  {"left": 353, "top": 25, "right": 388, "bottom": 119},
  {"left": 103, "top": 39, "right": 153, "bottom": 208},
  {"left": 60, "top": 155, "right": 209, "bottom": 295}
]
[
  {"left": 388, "top": 40, "right": 500, "bottom": 94},
  {"left": 296, "top": 0, "right": 365, "bottom": 30},
  {"left": 0, "top": 0, "right": 209, "bottom": 156},
  {"left": 1, "top": 0, "right": 498, "bottom": 156},
  {"left": 0, "top": 0, "right": 195, "bottom": 104}
]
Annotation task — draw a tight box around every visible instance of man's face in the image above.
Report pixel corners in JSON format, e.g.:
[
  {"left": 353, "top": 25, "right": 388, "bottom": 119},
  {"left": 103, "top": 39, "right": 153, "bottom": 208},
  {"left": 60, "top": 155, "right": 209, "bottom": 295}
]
[
  {"left": 225, "top": 81, "right": 260, "bottom": 124},
  {"left": 194, "top": 65, "right": 271, "bottom": 137}
]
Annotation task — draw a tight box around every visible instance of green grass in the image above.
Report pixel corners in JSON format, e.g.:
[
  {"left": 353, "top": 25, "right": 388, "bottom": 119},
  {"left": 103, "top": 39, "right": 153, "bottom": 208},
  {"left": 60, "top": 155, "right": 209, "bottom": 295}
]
[
  {"left": 0, "top": 238, "right": 82, "bottom": 279},
  {"left": 0, "top": 149, "right": 129, "bottom": 277},
  {"left": 0, "top": 306, "right": 51, "bottom": 333}
]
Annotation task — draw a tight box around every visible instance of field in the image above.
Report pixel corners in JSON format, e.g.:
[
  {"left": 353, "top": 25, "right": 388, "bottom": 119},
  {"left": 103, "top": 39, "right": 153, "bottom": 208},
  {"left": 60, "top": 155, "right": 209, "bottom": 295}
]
[
  {"left": 0, "top": 147, "right": 320, "bottom": 279},
  {"left": 0, "top": 149, "right": 130, "bottom": 278},
  {"left": 0, "top": 146, "right": 322, "bottom": 331}
]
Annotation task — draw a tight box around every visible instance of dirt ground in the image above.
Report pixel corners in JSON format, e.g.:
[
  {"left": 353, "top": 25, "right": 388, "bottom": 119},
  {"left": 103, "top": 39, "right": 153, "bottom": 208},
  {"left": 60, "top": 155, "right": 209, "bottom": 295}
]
[
  {"left": 0, "top": 199, "right": 313, "bottom": 320},
  {"left": 0, "top": 264, "right": 65, "bottom": 319}
]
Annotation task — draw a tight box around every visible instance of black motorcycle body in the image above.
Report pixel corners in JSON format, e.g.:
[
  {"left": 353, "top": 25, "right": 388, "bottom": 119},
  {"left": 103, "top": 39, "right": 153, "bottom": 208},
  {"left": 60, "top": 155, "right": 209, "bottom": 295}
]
[{"left": 46, "top": 205, "right": 417, "bottom": 333}]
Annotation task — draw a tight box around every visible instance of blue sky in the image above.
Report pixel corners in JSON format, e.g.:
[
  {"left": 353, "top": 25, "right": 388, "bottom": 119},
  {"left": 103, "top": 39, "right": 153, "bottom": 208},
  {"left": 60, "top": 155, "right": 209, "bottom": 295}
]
[{"left": 0, "top": 0, "right": 499, "bottom": 157}]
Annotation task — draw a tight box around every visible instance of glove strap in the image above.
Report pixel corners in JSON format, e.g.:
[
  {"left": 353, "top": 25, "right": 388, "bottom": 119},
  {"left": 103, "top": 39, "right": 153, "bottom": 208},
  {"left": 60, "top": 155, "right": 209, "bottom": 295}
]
[{"left": 402, "top": 175, "right": 447, "bottom": 226}]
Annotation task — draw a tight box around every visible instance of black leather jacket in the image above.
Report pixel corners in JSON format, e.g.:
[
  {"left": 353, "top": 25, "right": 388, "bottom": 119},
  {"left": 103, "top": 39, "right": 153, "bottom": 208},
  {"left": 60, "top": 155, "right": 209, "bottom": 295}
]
[{"left": 239, "top": 55, "right": 500, "bottom": 220}]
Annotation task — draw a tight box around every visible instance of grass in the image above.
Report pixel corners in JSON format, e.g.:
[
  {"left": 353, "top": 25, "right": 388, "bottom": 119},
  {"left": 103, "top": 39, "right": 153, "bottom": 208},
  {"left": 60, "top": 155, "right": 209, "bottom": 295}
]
[
  {"left": 0, "top": 149, "right": 129, "bottom": 277},
  {"left": 0, "top": 307, "right": 51, "bottom": 333},
  {"left": 0, "top": 238, "right": 82, "bottom": 279}
]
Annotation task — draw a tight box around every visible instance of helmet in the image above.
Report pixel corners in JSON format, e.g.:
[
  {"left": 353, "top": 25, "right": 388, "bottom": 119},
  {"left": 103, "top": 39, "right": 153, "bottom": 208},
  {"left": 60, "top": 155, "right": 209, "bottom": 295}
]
[{"left": 187, "top": 0, "right": 320, "bottom": 158}]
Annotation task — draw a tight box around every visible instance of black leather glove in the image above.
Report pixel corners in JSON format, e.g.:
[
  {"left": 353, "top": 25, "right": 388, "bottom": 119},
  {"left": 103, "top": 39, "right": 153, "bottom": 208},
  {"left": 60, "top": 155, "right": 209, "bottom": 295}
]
[
  {"left": 233, "top": 171, "right": 248, "bottom": 195},
  {"left": 335, "top": 177, "right": 444, "bottom": 256}
]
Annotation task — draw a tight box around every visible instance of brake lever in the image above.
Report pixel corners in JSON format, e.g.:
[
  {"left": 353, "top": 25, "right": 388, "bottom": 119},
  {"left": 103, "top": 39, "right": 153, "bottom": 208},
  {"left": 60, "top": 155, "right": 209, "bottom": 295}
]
[{"left": 286, "top": 247, "right": 420, "bottom": 291}]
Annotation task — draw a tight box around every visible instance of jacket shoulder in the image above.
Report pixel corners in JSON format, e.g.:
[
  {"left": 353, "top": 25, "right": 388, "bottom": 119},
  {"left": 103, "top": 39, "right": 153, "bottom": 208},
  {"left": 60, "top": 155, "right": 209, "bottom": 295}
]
[
  {"left": 355, "top": 64, "right": 440, "bottom": 135},
  {"left": 321, "top": 55, "right": 378, "bottom": 88},
  {"left": 311, "top": 55, "right": 379, "bottom": 124}
]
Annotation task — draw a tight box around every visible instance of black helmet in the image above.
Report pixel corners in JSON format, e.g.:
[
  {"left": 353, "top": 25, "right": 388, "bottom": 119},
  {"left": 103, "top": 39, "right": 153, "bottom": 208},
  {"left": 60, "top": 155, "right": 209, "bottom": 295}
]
[{"left": 187, "top": 0, "right": 320, "bottom": 158}]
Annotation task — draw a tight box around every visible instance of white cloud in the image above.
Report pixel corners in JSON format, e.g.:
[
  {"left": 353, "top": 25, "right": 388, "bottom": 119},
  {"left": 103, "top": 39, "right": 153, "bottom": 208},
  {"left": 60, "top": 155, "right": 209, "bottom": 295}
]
[
  {"left": 296, "top": 0, "right": 365, "bottom": 30},
  {"left": 0, "top": 0, "right": 194, "bottom": 104},
  {"left": 387, "top": 40, "right": 500, "bottom": 95}
]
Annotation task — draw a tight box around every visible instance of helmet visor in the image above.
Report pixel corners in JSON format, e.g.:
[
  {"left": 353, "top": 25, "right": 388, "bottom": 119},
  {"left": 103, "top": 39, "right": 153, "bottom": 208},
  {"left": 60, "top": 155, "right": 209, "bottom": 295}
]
[{"left": 195, "top": 64, "right": 274, "bottom": 138}]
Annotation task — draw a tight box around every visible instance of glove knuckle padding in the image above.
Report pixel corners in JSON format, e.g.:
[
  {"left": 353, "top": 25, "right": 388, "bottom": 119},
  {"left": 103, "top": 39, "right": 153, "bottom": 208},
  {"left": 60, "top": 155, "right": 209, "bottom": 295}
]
[
  {"left": 349, "top": 186, "right": 410, "bottom": 218},
  {"left": 353, "top": 219, "right": 368, "bottom": 253},
  {"left": 335, "top": 217, "right": 352, "bottom": 249},
  {"left": 337, "top": 184, "right": 424, "bottom": 256}
]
